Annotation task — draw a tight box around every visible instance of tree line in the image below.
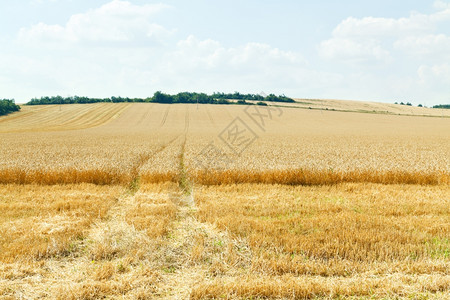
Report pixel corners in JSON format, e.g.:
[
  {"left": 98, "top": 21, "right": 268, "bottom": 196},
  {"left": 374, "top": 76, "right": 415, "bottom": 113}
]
[
  {"left": 26, "top": 92, "right": 294, "bottom": 105},
  {"left": 432, "top": 104, "right": 450, "bottom": 109},
  {"left": 211, "top": 92, "right": 293, "bottom": 102},
  {"left": 0, "top": 99, "right": 21, "bottom": 116}
]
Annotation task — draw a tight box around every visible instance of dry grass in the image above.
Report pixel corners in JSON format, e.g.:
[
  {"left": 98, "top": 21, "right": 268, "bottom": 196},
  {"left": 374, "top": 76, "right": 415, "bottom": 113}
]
[
  {"left": 0, "top": 183, "right": 180, "bottom": 299},
  {"left": 192, "top": 274, "right": 450, "bottom": 299},
  {"left": 125, "top": 183, "right": 178, "bottom": 238},
  {"left": 0, "top": 184, "right": 122, "bottom": 262},
  {"left": 194, "top": 183, "right": 450, "bottom": 298}
]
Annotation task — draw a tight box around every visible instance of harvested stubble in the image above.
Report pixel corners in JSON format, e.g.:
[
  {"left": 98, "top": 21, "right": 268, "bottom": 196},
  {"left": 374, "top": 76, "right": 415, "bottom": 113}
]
[
  {"left": 192, "top": 274, "right": 450, "bottom": 299},
  {"left": 125, "top": 183, "right": 178, "bottom": 238},
  {"left": 0, "top": 183, "right": 180, "bottom": 299},
  {"left": 0, "top": 103, "right": 130, "bottom": 133},
  {"left": 0, "top": 184, "right": 122, "bottom": 262},
  {"left": 194, "top": 183, "right": 450, "bottom": 298}
]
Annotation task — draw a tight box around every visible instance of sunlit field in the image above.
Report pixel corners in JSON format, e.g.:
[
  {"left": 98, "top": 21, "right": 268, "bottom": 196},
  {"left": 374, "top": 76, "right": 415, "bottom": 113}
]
[
  {"left": 0, "top": 102, "right": 449, "bottom": 299},
  {"left": 193, "top": 183, "right": 449, "bottom": 299}
]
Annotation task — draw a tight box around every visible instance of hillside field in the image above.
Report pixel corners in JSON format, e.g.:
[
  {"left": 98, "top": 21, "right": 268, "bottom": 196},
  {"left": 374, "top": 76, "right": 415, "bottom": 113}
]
[{"left": 0, "top": 102, "right": 449, "bottom": 299}]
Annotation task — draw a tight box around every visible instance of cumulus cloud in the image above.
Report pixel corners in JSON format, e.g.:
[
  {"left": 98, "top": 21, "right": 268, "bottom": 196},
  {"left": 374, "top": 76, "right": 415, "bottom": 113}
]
[
  {"left": 319, "top": 38, "right": 390, "bottom": 62},
  {"left": 394, "top": 34, "right": 450, "bottom": 58},
  {"left": 5, "top": 0, "right": 450, "bottom": 104},
  {"left": 319, "top": 3, "right": 450, "bottom": 63},
  {"left": 433, "top": 0, "right": 450, "bottom": 11},
  {"left": 18, "top": 0, "right": 171, "bottom": 46},
  {"left": 151, "top": 35, "right": 310, "bottom": 94},
  {"left": 418, "top": 63, "right": 450, "bottom": 84},
  {"left": 166, "top": 35, "right": 304, "bottom": 73},
  {"left": 332, "top": 15, "right": 435, "bottom": 39}
]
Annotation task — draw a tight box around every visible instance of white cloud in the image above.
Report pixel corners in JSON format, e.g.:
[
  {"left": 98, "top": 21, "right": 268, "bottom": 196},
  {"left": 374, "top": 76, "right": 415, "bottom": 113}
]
[
  {"left": 314, "top": 2, "right": 450, "bottom": 104},
  {"left": 394, "top": 34, "right": 450, "bottom": 57},
  {"left": 4, "top": 1, "right": 449, "bottom": 105},
  {"left": 418, "top": 63, "right": 450, "bottom": 84},
  {"left": 319, "top": 38, "right": 391, "bottom": 62},
  {"left": 19, "top": 0, "right": 171, "bottom": 46},
  {"left": 433, "top": 0, "right": 450, "bottom": 10},
  {"left": 151, "top": 35, "right": 310, "bottom": 93},
  {"left": 319, "top": 3, "right": 450, "bottom": 63},
  {"left": 168, "top": 35, "right": 304, "bottom": 72},
  {"left": 332, "top": 15, "right": 435, "bottom": 39},
  {"left": 4, "top": 29, "right": 314, "bottom": 99}
]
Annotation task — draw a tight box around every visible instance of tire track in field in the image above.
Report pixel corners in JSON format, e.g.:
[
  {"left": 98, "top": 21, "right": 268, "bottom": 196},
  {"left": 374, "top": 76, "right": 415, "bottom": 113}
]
[
  {"left": 184, "top": 105, "right": 190, "bottom": 134},
  {"left": 157, "top": 105, "right": 251, "bottom": 298},
  {"left": 7, "top": 133, "right": 188, "bottom": 298},
  {"left": 129, "top": 132, "right": 186, "bottom": 192},
  {"left": 160, "top": 105, "right": 171, "bottom": 128},
  {"left": 205, "top": 105, "right": 215, "bottom": 127},
  {"left": 136, "top": 103, "right": 154, "bottom": 127},
  {"left": 221, "top": 105, "right": 233, "bottom": 120}
]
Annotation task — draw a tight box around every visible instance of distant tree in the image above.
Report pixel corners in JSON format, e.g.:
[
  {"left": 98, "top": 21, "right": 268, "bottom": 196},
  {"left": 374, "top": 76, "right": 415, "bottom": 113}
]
[
  {"left": 174, "top": 92, "right": 191, "bottom": 103},
  {"left": 0, "top": 99, "right": 21, "bottom": 116},
  {"left": 152, "top": 91, "right": 173, "bottom": 103},
  {"left": 217, "top": 99, "right": 230, "bottom": 104},
  {"left": 233, "top": 92, "right": 244, "bottom": 100},
  {"left": 418, "top": 104, "right": 423, "bottom": 107},
  {"left": 433, "top": 104, "right": 450, "bottom": 109},
  {"left": 25, "top": 91, "right": 293, "bottom": 106}
]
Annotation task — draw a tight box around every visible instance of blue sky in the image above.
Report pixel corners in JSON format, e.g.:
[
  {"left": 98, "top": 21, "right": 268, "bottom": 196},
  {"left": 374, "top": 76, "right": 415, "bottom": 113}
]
[{"left": 1, "top": 0, "right": 449, "bottom": 105}]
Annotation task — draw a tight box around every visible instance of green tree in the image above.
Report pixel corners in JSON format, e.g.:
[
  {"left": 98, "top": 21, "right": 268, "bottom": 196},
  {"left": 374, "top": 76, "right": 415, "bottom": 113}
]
[{"left": 0, "top": 99, "right": 21, "bottom": 116}]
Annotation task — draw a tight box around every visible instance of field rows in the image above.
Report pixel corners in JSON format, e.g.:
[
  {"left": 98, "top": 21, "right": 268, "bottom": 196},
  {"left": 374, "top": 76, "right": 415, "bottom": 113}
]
[
  {"left": 0, "top": 103, "right": 130, "bottom": 133},
  {"left": 0, "top": 103, "right": 449, "bottom": 186},
  {"left": 0, "top": 103, "right": 449, "bottom": 298}
]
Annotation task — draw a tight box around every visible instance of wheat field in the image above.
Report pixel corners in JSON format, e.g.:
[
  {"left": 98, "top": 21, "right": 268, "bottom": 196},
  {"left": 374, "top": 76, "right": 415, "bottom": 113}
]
[{"left": 0, "top": 102, "right": 449, "bottom": 299}]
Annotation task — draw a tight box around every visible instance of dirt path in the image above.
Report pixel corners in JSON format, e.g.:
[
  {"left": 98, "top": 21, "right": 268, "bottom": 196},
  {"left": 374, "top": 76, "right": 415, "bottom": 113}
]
[{"left": 156, "top": 123, "right": 252, "bottom": 298}]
